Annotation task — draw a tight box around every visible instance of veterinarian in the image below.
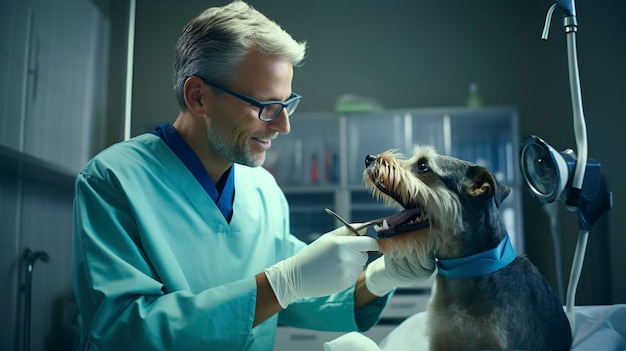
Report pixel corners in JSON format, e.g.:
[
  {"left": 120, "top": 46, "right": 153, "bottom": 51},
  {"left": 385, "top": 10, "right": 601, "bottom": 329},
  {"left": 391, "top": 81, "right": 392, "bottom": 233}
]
[{"left": 72, "top": 1, "right": 430, "bottom": 350}]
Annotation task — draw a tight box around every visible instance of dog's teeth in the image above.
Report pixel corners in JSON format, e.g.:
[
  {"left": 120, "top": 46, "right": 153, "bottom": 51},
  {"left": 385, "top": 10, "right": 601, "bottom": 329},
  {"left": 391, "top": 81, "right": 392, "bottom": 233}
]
[
  {"left": 382, "top": 219, "right": 389, "bottom": 230},
  {"left": 373, "top": 224, "right": 381, "bottom": 232}
]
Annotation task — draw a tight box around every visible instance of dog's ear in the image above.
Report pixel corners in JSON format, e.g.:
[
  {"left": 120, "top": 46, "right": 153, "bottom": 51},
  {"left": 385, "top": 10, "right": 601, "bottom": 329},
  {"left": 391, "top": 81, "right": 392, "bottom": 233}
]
[{"left": 466, "top": 166, "right": 511, "bottom": 207}]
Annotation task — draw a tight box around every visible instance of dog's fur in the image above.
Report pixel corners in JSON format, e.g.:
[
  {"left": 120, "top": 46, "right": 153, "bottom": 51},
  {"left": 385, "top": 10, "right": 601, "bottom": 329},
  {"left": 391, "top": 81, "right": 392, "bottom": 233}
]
[{"left": 363, "top": 146, "right": 572, "bottom": 351}]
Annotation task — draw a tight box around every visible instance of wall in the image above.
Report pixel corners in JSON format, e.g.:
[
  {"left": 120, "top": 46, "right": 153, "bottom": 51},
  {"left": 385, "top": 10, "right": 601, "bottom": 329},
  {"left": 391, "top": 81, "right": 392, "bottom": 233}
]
[{"left": 131, "top": 0, "right": 626, "bottom": 305}]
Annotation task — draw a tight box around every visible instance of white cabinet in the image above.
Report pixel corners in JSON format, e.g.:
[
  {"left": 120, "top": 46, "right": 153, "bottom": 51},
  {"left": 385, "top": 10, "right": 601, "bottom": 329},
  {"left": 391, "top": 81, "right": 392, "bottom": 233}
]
[
  {"left": 0, "top": 0, "right": 112, "bottom": 173},
  {"left": 0, "top": 0, "right": 29, "bottom": 151},
  {"left": 0, "top": 2, "right": 115, "bottom": 350}
]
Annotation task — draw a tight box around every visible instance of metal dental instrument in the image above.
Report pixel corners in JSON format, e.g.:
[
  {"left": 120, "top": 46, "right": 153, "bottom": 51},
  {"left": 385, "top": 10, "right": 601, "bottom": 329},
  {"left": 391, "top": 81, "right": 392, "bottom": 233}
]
[{"left": 324, "top": 208, "right": 372, "bottom": 235}]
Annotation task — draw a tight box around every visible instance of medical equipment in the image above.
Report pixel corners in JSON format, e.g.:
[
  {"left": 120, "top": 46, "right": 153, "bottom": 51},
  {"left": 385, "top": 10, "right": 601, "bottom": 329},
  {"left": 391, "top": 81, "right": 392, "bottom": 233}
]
[
  {"left": 325, "top": 208, "right": 371, "bottom": 236},
  {"left": 520, "top": 136, "right": 611, "bottom": 230},
  {"left": 519, "top": 0, "right": 613, "bottom": 330},
  {"left": 543, "top": 201, "right": 565, "bottom": 302}
]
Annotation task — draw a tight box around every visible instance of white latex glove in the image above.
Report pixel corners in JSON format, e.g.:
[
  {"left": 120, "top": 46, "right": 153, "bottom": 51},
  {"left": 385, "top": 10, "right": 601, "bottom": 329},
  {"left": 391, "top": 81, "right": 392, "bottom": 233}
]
[
  {"left": 365, "top": 252, "right": 435, "bottom": 297},
  {"left": 265, "top": 225, "right": 379, "bottom": 308}
]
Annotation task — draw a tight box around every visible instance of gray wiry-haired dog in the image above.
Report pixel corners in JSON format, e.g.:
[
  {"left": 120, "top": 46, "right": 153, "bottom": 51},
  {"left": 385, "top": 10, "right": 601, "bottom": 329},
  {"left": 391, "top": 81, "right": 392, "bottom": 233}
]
[{"left": 363, "top": 146, "right": 571, "bottom": 351}]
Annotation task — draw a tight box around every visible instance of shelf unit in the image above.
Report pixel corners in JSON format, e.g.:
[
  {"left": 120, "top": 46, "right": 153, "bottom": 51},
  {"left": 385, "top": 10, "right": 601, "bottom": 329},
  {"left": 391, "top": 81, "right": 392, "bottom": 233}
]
[{"left": 268, "top": 106, "right": 523, "bottom": 252}]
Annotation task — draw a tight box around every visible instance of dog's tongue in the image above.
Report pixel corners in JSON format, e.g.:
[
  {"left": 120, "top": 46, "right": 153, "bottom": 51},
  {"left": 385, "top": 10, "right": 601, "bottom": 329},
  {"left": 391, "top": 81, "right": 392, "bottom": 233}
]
[
  {"left": 370, "top": 208, "right": 420, "bottom": 226},
  {"left": 369, "top": 207, "right": 431, "bottom": 238}
]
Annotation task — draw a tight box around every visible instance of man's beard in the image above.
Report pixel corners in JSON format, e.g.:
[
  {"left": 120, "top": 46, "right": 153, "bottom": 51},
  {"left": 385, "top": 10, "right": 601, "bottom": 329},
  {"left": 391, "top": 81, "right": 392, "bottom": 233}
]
[{"left": 207, "top": 128, "right": 265, "bottom": 167}]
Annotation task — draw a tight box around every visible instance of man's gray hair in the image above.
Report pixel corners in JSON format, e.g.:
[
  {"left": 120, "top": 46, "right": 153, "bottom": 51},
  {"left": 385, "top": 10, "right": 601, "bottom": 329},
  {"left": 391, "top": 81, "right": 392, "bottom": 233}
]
[{"left": 173, "top": 0, "right": 307, "bottom": 110}]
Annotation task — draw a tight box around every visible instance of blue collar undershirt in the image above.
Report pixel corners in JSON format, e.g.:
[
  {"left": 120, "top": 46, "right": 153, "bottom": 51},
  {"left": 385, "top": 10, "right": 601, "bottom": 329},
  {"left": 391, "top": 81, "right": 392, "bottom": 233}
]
[
  {"left": 153, "top": 123, "right": 234, "bottom": 222},
  {"left": 436, "top": 235, "right": 516, "bottom": 279}
]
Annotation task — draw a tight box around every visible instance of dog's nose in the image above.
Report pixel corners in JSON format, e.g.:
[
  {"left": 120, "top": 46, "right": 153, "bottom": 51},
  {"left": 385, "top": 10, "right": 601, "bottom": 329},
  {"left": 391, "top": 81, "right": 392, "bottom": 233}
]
[{"left": 365, "top": 155, "right": 378, "bottom": 167}]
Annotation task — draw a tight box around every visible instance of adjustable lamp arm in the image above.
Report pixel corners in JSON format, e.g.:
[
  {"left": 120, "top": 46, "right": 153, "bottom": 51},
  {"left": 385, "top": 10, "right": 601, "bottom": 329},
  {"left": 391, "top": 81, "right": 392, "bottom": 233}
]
[{"left": 542, "top": 0, "right": 586, "bottom": 210}]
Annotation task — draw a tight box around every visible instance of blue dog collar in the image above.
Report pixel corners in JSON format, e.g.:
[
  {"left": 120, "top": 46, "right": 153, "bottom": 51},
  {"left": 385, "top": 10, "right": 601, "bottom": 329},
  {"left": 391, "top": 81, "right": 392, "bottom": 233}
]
[{"left": 436, "top": 235, "right": 516, "bottom": 279}]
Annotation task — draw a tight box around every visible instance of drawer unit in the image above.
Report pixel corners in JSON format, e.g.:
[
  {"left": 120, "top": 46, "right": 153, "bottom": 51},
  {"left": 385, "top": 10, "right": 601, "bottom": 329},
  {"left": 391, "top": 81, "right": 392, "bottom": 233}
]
[
  {"left": 274, "top": 325, "right": 397, "bottom": 351},
  {"left": 381, "top": 291, "right": 430, "bottom": 320},
  {"left": 274, "top": 282, "right": 432, "bottom": 351}
]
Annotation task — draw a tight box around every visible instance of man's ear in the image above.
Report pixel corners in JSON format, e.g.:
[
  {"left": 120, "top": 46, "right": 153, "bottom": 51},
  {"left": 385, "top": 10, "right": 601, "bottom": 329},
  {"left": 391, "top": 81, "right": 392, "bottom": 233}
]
[{"left": 183, "top": 76, "right": 209, "bottom": 116}]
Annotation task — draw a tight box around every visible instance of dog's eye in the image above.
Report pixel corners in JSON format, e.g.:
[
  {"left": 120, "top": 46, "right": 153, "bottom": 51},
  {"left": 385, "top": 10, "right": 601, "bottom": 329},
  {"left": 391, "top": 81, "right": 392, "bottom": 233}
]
[{"left": 416, "top": 161, "right": 429, "bottom": 173}]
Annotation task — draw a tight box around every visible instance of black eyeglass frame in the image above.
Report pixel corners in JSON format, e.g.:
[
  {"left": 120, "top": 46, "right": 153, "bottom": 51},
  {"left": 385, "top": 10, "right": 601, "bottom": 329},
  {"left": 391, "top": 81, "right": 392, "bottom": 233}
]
[{"left": 199, "top": 78, "right": 302, "bottom": 122}]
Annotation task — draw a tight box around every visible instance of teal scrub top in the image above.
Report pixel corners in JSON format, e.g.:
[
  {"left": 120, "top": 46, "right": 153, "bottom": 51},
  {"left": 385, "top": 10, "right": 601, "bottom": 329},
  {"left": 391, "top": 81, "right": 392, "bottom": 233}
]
[{"left": 72, "top": 133, "right": 388, "bottom": 351}]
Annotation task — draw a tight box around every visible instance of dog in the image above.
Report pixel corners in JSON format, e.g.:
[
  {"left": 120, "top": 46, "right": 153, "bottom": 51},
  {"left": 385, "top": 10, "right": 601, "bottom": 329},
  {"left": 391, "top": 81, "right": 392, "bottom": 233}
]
[{"left": 363, "top": 146, "right": 572, "bottom": 351}]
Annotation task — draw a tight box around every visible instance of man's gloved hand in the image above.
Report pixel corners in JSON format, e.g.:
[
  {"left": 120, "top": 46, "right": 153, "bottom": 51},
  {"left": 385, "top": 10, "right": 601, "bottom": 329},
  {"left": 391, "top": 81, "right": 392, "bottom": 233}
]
[
  {"left": 364, "top": 251, "right": 435, "bottom": 297},
  {"left": 265, "top": 225, "right": 379, "bottom": 308}
]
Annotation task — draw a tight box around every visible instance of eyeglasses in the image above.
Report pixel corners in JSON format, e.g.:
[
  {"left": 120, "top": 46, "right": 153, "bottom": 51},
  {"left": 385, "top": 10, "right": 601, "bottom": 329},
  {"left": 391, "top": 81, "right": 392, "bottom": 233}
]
[{"left": 200, "top": 78, "right": 302, "bottom": 122}]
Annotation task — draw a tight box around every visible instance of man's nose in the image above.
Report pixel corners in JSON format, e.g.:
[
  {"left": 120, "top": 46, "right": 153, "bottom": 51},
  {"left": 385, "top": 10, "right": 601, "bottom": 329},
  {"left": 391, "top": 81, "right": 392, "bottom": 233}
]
[{"left": 268, "top": 109, "right": 290, "bottom": 134}]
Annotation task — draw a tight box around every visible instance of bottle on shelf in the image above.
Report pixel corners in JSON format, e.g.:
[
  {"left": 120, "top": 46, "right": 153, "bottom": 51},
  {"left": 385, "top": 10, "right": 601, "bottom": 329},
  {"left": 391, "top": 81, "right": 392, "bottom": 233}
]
[
  {"left": 466, "top": 82, "right": 483, "bottom": 108},
  {"left": 310, "top": 153, "right": 319, "bottom": 184}
]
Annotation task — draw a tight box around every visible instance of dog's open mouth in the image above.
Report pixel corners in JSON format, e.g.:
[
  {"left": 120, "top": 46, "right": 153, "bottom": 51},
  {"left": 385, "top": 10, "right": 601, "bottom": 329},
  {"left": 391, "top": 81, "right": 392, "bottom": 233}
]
[{"left": 369, "top": 180, "right": 430, "bottom": 238}]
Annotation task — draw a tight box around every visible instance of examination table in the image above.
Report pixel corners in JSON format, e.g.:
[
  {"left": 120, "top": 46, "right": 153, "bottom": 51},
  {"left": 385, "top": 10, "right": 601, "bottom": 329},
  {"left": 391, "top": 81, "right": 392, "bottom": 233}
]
[{"left": 324, "top": 304, "right": 626, "bottom": 351}]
